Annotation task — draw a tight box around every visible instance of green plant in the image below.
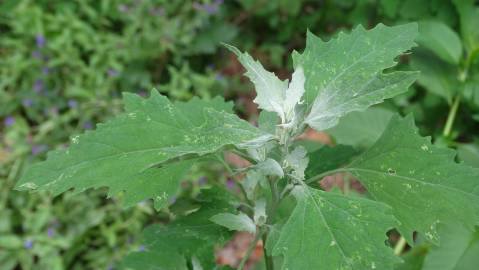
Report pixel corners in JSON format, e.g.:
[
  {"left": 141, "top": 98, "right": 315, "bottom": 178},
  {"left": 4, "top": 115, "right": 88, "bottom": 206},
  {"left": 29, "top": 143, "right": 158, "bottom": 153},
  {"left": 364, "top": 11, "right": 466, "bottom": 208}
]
[{"left": 14, "top": 23, "right": 479, "bottom": 270}]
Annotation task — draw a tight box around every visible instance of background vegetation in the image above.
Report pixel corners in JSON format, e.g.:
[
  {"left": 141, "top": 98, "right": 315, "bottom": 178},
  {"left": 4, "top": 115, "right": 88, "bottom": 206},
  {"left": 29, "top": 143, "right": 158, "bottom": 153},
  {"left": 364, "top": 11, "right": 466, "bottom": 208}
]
[{"left": 1, "top": 0, "right": 478, "bottom": 269}]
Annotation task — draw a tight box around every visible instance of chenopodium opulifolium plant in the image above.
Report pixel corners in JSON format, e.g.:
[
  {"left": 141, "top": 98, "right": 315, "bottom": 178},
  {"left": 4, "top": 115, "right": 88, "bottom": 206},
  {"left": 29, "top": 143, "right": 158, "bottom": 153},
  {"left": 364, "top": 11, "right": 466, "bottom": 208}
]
[{"left": 15, "top": 23, "right": 479, "bottom": 270}]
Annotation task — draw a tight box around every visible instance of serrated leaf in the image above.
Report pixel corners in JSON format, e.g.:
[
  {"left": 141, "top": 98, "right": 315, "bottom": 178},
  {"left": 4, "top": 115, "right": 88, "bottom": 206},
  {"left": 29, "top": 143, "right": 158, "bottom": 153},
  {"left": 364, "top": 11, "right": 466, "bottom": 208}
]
[
  {"left": 416, "top": 20, "right": 463, "bottom": 65},
  {"left": 295, "top": 23, "right": 419, "bottom": 131},
  {"left": 273, "top": 185, "right": 399, "bottom": 270},
  {"left": 345, "top": 115, "right": 479, "bottom": 244},
  {"left": 285, "top": 146, "right": 309, "bottom": 180},
  {"left": 326, "top": 107, "right": 394, "bottom": 148},
  {"left": 225, "top": 44, "right": 305, "bottom": 123},
  {"left": 210, "top": 213, "right": 256, "bottom": 233},
  {"left": 16, "top": 91, "right": 264, "bottom": 208}
]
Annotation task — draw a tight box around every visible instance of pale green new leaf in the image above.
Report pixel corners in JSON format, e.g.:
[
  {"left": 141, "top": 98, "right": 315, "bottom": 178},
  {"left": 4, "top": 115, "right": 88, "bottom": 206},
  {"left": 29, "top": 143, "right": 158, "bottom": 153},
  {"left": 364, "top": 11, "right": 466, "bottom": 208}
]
[
  {"left": 273, "top": 186, "right": 399, "bottom": 270},
  {"left": 210, "top": 213, "right": 256, "bottom": 233},
  {"left": 16, "top": 91, "right": 265, "bottom": 208},
  {"left": 345, "top": 115, "right": 479, "bottom": 244},
  {"left": 225, "top": 44, "right": 305, "bottom": 123},
  {"left": 295, "top": 23, "right": 419, "bottom": 131}
]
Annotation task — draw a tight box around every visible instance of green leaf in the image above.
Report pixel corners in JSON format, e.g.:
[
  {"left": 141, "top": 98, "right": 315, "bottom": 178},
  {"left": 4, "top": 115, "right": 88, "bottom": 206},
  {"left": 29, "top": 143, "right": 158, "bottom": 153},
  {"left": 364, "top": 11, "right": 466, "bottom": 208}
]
[
  {"left": 457, "top": 142, "right": 479, "bottom": 168},
  {"left": 16, "top": 91, "right": 265, "bottom": 208},
  {"left": 210, "top": 213, "right": 256, "bottom": 233},
  {"left": 306, "top": 145, "right": 359, "bottom": 179},
  {"left": 423, "top": 224, "right": 479, "bottom": 270},
  {"left": 121, "top": 249, "right": 188, "bottom": 270},
  {"left": 410, "top": 49, "right": 458, "bottom": 104},
  {"left": 394, "top": 245, "right": 428, "bottom": 270},
  {"left": 123, "top": 187, "right": 235, "bottom": 269},
  {"left": 326, "top": 107, "right": 394, "bottom": 148},
  {"left": 345, "top": 115, "right": 479, "bottom": 244},
  {"left": 453, "top": 0, "right": 479, "bottom": 53},
  {"left": 294, "top": 23, "right": 418, "bottom": 131},
  {"left": 273, "top": 186, "right": 399, "bottom": 270},
  {"left": 225, "top": 44, "right": 305, "bottom": 123},
  {"left": 416, "top": 20, "right": 463, "bottom": 65}
]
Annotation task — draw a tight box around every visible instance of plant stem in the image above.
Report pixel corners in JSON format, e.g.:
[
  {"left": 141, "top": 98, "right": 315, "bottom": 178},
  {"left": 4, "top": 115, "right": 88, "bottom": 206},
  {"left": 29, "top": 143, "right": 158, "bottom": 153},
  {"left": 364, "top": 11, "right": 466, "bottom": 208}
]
[
  {"left": 305, "top": 168, "right": 352, "bottom": 184},
  {"left": 238, "top": 230, "right": 263, "bottom": 270},
  {"left": 442, "top": 94, "right": 460, "bottom": 138},
  {"left": 394, "top": 236, "right": 407, "bottom": 255},
  {"left": 262, "top": 233, "right": 275, "bottom": 270}
]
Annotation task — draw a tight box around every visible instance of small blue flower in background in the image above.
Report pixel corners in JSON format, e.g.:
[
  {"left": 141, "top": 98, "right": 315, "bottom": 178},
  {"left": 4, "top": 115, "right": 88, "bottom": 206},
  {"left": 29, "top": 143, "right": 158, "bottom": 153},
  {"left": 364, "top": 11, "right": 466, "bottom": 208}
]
[
  {"left": 107, "top": 68, "right": 119, "bottom": 77},
  {"left": 150, "top": 7, "right": 165, "bottom": 16},
  {"left": 35, "top": 35, "right": 46, "bottom": 48},
  {"left": 31, "top": 144, "right": 48, "bottom": 155},
  {"left": 118, "top": 4, "right": 129, "bottom": 13},
  {"left": 33, "top": 79, "right": 44, "bottom": 93},
  {"left": 198, "top": 176, "right": 208, "bottom": 186},
  {"left": 138, "top": 245, "right": 146, "bottom": 252},
  {"left": 193, "top": 0, "right": 223, "bottom": 15},
  {"left": 83, "top": 121, "right": 94, "bottom": 130},
  {"left": 22, "top": 98, "right": 33, "bottom": 107},
  {"left": 4, "top": 116, "right": 15, "bottom": 127},
  {"left": 23, "top": 239, "right": 34, "bottom": 249},
  {"left": 68, "top": 99, "right": 78, "bottom": 109},
  {"left": 168, "top": 196, "right": 177, "bottom": 204},
  {"left": 47, "top": 227, "right": 55, "bottom": 237},
  {"left": 42, "top": 66, "right": 50, "bottom": 75}
]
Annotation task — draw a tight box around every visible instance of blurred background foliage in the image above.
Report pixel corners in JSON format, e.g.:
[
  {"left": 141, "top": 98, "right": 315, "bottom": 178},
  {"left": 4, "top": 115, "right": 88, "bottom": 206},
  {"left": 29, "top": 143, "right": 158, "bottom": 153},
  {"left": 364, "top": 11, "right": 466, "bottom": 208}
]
[{"left": 1, "top": 0, "right": 478, "bottom": 269}]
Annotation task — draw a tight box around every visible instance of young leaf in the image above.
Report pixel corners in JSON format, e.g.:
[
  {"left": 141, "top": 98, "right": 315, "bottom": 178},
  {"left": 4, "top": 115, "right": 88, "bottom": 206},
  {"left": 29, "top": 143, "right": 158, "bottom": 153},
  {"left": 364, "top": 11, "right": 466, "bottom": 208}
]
[
  {"left": 294, "top": 23, "right": 419, "bottom": 131},
  {"left": 210, "top": 213, "right": 256, "bottom": 233},
  {"left": 224, "top": 44, "right": 305, "bottom": 123},
  {"left": 273, "top": 185, "right": 399, "bottom": 270},
  {"left": 416, "top": 20, "right": 463, "bottom": 65},
  {"left": 16, "top": 91, "right": 265, "bottom": 208},
  {"left": 345, "top": 115, "right": 479, "bottom": 244}
]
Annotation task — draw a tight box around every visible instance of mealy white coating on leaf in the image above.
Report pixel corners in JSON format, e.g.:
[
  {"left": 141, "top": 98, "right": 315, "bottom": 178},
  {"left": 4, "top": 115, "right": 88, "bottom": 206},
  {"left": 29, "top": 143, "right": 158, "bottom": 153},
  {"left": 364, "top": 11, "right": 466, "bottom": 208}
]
[
  {"left": 296, "top": 23, "right": 419, "bottom": 131},
  {"left": 225, "top": 44, "right": 305, "bottom": 124},
  {"left": 285, "top": 146, "right": 309, "bottom": 180},
  {"left": 255, "top": 158, "right": 284, "bottom": 178}
]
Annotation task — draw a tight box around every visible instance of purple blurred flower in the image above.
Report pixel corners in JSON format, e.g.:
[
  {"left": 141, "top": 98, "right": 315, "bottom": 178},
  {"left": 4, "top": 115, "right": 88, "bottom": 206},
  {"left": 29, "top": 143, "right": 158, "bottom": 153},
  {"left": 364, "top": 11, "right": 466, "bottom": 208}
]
[
  {"left": 203, "top": 3, "right": 218, "bottom": 14},
  {"left": 22, "top": 98, "right": 33, "bottom": 107},
  {"left": 33, "top": 79, "right": 44, "bottom": 93},
  {"left": 42, "top": 66, "right": 50, "bottom": 75},
  {"left": 168, "top": 196, "right": 177, "bottom": 204},
  {"left": 47, "top": 227, "right": 55, "bottom": 237},
  {"left": 35, "top": 35, "right": 46, "bottom": 48},
  {"left": 215, "top": 73, "right": 224, "bottom": 81},
  {"left": 198, "top": 176, "right": 208, "bottom": 186},
  {"left": 4, "top": 116, "right": 15, "bottom": 127},
  {"left": 68, "top": 99, "right": 78, "bottom": 108},
  {"left": 137, "top": 89, "right": 147, "bottom": 97},
  {"left": 31, "top": 144, "right": 47, "bottom": 155},
  {"left": 83, "top": 121, "right": 93, "bottom": 130},
  {"left": 31, "top": 50, "right": 42, "bottom": 59},
  {"left": 107, "top": 265, "right": 114, "bottom": 270},
  {"left": 138, "top": 245, "right": 146, "bottom": 252},
  {"left": 107, "top": 68, "right": 119, "bottom": 77},
  {"left": 226, "top": 178, "right": 235, "bottom": 189},
  {"left": 24, "top": 239, "right": 34, "bottom": 249}
]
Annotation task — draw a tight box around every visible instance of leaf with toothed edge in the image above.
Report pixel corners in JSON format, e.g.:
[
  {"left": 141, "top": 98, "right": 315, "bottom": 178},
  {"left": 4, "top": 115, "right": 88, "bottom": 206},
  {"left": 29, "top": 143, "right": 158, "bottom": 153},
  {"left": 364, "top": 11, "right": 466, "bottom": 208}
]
[
  {"left": 345, "top": 114, "right": 479, "bottom": 244},
  {"left": 15, "top": 90, "right": 267, "bottom": 209},
  {"left": 273, "top": 185, "right": 399, "bottom": 270},
  {"left": 295, "top": 23, "right": 419, "bottom": 131}
]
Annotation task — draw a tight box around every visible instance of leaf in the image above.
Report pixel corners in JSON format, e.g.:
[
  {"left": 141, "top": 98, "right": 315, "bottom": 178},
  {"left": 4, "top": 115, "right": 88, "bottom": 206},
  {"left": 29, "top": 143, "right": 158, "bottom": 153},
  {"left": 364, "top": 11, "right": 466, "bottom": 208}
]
[
  {"left": 210, "top": 213, "right": 256, "bottom": 233},
  {"left": 326, "top": 107, "right": 394, "bottom": 148},
  {"left": 294, "top": 23, "right": 419, "bottom": 131},
  {"left": 16, "top": 91, "right": 265, "bottom": 208},
  {"left": 394, "top": 245, "right": 428, "bottom": 270},
  {"left": 225, "top": 44, "right": 305, "bottom": 123},
  {"left": 255, "top": 158, "right": 284, "bottom": 178},
  {"left": 121, "top": 249, "right": 188, "bottom": 270},
  {"left": 345, "top": 115, "right": 479, "bottom": 244},
  {"left": 410, "top": 49, "right": 458, "bottom": 104},
  {"left": 285, "top": 146, "right": 309, "bottom": 180},
  {"left": 272, "top": 185, "right": 399, "bottom": 270},
  {"left": 457, "top": 142, "right": 479, "bottom": 168},
  {"left": 124, "top": 187, "right": 235, "bottom": 269},
  {"left": 306, "top": 145, "right": 359, "bottom": 179},
  {"left": 416, "top": 20, "right": 463, "bottom": 65},
  {"left": 258, "top": 110, "right": 278, "bottom": 134},
  {"left": 453, "top": 0, "right": 479, "bottom": 53},
  {"left": 423, "top": 224, "right": 479, "bottom": 270}
]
